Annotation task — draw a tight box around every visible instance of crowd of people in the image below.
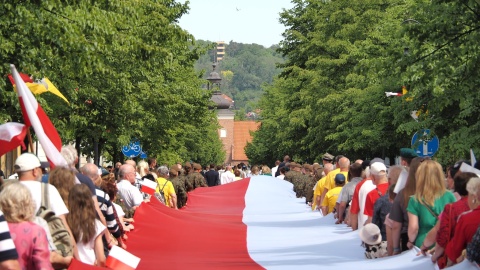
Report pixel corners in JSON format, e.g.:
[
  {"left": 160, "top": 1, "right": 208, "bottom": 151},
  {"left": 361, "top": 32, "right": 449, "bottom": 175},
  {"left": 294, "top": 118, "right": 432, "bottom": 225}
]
[
  {"left": 0, "top": 147, "right": 480, "bottom": 269},
  {"left": 263, "top": 150, "right": 480, "bottom": 268}
]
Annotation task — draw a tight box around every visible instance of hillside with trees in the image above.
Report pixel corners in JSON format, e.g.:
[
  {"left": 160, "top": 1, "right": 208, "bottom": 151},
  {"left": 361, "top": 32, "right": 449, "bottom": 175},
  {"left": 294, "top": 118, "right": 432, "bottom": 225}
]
[{"left": 194, "top": 41, "right": 285, "bottom": 120}]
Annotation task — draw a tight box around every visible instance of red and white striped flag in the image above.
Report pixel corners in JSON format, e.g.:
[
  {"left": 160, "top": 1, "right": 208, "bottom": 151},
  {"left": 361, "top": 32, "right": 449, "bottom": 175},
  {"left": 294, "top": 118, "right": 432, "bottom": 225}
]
[
  {"left": 140, "top": 180, "right": 157, "bottom": 196},
  {"left": 0, "top": 122, "right": 27, "bottom": 157},
  {"left": 106, "top": 245, "right": 140, "bottom": 270},
  {"left": 10, "top": 64, "right": 67, "bottom": 169},
  {"left": 68, "top": 176, "right": 480, "bottom": 270}
]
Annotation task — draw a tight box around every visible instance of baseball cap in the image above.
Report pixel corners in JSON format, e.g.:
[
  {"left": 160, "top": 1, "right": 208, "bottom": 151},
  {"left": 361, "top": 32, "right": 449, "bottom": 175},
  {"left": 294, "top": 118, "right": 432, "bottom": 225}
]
[
  {"left": 14, "top": 153, "right": 41, "bottom": 172},
  {"left": 370, "top": 162, "right": 387, "bottom": 175},
  {"left": 334, "top": 173, "right": 346, "bottom": 185},
  {"left": 359, "top": 223, "right": 382, "bottom": 245}
]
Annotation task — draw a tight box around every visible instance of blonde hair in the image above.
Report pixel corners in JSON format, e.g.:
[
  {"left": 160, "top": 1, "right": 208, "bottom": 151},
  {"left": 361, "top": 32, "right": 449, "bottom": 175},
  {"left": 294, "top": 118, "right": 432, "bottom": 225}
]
[
  {"left": 466, "top": 177, "right": 480, "bottom": 200},
  {"left": 0, "top": 181, "right": 36, "bottom": 222},
  {"left": 415, "top": 160, "right": 446, "bottom": 206},
  {"left": 137, "top": 160, "right": 149, "bottom": 177},
  {"left": 262, "top": 166, "right": 271, "bottom": 174}
]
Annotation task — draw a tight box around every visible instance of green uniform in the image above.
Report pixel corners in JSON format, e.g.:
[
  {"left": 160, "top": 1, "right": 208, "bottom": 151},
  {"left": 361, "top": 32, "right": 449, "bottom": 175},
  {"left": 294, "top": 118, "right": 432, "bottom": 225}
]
[
  {"left": 185, "top": 172, "right": 207, "bottom": 192},
  {"left": 170, "top": 176, "right": 187, "bottom": 209},
  {"left": 303, "top": 174, "right": 316, "bottom": 204}
]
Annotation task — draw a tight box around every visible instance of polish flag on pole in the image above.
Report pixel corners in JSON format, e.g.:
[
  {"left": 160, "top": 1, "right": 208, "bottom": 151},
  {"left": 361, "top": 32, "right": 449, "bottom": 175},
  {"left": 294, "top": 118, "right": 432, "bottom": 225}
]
[
  {"left": 106, "top": 245, "right": 140, "bottom": 270},
  {"left": 10, "top": 64, "right": 67, "bottom": 168},
  {"left": 140, "top": 180, "right": 157, "bottom": 196},
  {"left": 0, "top": 122, "right": 27, "bottom": 157}
]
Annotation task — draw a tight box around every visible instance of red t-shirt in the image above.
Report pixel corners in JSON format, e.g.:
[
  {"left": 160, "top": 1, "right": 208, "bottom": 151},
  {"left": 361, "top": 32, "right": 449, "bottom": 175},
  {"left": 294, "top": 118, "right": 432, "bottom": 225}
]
[
  {"left": 349, "top": 178, "right": 368, "bottom": 214},
  {"left": 363, "top": 182, "right": 389, "bottom": 217}
]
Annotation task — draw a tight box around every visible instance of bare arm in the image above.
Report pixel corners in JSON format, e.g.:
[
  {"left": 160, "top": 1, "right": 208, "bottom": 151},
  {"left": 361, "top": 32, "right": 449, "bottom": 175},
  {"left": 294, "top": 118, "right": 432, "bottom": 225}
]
[
  {"left": 407, "top": 212, "right": 419, "bottom": 249},
  {"left": 350, "top": 214, "right": 358, "bottom": 230},
  {"left": 0, "top": 260, "right": 20, "bottom": 270},
  {"left": 94, "top": 229, "right": 106, "bottom": 267},
  {"left": 171, "top": 194, "right": 178, "bottom": 210},
  {"left": 386, "top": 224, "right": 393, "bottom": 256},
  {"left": 391, "top": 220, "right": 402, "bottom": 254},
  {"left": 338, "top": 202, "right": 347, "bottom": 224}
]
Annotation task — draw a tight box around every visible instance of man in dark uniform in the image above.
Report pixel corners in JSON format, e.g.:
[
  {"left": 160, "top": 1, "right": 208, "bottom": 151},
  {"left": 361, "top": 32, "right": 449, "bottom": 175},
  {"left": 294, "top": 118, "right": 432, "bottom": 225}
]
[
  {"left": 185, "top": 163, "right": 207, "bottom": 192},
  {"left": 169, "top": 166, "right": 188, "bottom": 209},
  {"left": 204, "top": 164, "right": 220, "bottom": 187}
]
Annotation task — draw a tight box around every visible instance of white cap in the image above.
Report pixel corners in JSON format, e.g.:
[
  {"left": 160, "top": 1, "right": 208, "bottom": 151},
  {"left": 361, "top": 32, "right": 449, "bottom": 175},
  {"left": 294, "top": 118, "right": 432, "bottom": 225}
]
[
  {"left": 14, "top": 153, "right": 41, "bottom": 172},
  {"left": 359, "top": 223, "right": 382, "bottom": 245},
  {"left": 370, "top": 162, "right": 387, "bottom": 175}
]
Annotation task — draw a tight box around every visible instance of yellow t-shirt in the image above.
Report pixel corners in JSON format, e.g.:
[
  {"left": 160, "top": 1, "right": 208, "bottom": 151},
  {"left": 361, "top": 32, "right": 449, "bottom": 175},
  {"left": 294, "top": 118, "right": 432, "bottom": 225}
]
[
  {"left": 324, "top": 169, "right": 349, "bottom": 191},
  {"left": 314, "top": 176, "right": 327, "bottom": 196},
  {"left": 321, "top": 186, "right": 343, "bottom": 214},
  {"left": 312, "top": 176, "right": 327, "bottom": 210},
  {"left": 156, "top": 177, "right": 176, "bottom": 207}
]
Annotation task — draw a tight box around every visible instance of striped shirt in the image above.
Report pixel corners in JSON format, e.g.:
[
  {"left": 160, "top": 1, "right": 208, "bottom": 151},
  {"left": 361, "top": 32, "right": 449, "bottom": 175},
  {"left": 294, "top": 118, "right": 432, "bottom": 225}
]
[
  {"left": 95, "top": 188, "right": 121, "bottom": 239},
  {"left": 0, "top": 211, "right": 18, "bottom": 262}
]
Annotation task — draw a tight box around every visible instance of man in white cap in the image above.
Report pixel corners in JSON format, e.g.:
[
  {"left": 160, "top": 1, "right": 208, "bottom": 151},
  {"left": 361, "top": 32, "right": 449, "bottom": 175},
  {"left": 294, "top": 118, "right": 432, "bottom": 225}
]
[
  {"left": 15, "top": 153, "right": 76, "bottom": 265},
  {"left": 364, "top": 162, "right": 389, "bottom": 225}
]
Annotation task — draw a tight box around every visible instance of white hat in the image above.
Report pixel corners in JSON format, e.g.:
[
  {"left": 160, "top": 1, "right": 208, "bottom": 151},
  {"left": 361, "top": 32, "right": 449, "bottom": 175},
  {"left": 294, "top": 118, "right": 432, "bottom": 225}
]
[
  {"left": 359, "top": 223, "right": 382, "bottom": 245},
  {"left": 14, "top": 153, "right": 41, "bottom": 172},
  {"left": 370, "top": 162, "right": 387, "bottom": 175}
]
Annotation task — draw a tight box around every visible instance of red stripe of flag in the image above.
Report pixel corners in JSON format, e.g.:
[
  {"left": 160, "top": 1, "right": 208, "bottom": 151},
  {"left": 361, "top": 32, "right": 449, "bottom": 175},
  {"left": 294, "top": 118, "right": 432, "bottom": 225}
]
[{"left": 10, "top": 65, "right": 67, "bottom": 168}]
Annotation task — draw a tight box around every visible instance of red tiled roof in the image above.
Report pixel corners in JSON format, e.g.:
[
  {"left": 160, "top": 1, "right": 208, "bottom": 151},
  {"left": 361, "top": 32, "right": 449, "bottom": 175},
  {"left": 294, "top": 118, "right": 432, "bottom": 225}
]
[{"left": 233, "top": 121, "right": 260, "bottom": 162}]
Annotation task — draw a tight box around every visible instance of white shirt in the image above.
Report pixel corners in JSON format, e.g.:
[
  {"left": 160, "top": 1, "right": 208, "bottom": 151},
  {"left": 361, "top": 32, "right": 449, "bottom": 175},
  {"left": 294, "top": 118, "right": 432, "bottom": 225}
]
[
  {"left": 357, "top": 180, "right": 376, "bottom": 230},
  {"left": 20, "top": 180, "right": 69, "bottom": 216},
  {"left": 77, "top": 219, "right": 105, "bottom": 265},
  {"left": 276, "top": 175, "right": 285, "bottom": 180},
  {"left": 117, "top": 179, "right": 143, "bottom": 210},
  {"left": 220, "top": 171, "right": 235, "bottom": 185},
  {"left": 112, "top": 202, "right": 125, "bottom": 218},
  {"left": 271, "top": 166, "right": 279, "bottom": 178}
]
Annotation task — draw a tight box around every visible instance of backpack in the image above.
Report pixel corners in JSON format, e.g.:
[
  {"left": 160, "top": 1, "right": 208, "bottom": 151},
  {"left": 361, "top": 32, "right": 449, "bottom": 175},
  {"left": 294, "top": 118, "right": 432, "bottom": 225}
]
[
  {"left": 154, "top": 180, "right": 169, "bottom": 205},
  {"left": 36, "top": 183, "right": 74, "bottom": 257}
]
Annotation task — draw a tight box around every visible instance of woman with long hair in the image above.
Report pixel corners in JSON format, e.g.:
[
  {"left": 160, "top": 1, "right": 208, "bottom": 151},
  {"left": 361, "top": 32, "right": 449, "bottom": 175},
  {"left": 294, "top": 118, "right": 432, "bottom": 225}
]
[
  {"left": 0, "top": 182, "right": 52, "bottom": 269},
  {"left": 389, "top": 157, "right": 425, "bottom": 254},
  {"left": 419, "top": 172, "right": 476, "bottom": 267},
  {"left": 67, "top": 184, "right": 106, "bottom": 266},
  {"left": 406, "top": 160, "right": 456, "bottom": 249},
  {"left": 48, "top": 167, "right": 76, "bottom": 209}
]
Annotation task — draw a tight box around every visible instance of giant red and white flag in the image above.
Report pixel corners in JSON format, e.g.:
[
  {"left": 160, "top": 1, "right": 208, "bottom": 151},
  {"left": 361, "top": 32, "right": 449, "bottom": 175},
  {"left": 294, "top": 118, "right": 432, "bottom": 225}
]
[
  {"left": 10, "top": 64, "right": 67, "bottom": 168},
  {"left": 68, "top": 176, "right": 480, "bottom": 270},
  {"left": 0, "top": 122, "right": 27, "bottom": 157}
]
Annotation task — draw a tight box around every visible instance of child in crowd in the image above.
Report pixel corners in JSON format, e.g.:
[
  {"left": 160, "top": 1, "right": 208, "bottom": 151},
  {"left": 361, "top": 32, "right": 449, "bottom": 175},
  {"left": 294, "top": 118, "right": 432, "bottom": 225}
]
[{"left": 360, "top": 223, "right": 388, "bottom": 259}]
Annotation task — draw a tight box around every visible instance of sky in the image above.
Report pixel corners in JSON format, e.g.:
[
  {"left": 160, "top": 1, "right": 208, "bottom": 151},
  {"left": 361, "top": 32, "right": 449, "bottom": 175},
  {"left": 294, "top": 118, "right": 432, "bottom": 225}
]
[{"left": 178, "top": 0, "right": 294, "bottom": 48}]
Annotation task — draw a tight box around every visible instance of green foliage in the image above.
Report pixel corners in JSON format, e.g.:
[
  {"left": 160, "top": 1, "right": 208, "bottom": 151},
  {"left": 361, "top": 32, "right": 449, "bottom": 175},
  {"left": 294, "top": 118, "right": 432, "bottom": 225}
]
[{"left": 0, "top": 0, "right": 225, "bottom": 166}]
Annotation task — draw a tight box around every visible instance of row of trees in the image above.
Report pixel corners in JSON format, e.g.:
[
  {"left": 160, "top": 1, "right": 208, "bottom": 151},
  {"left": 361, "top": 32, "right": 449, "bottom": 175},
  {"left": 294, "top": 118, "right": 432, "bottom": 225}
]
[
  {"left": 246, "top": 0, "right": 480, "bottom": 166},
  {"left": 0, "top": 0, "right": 225, "bottom": 165}
]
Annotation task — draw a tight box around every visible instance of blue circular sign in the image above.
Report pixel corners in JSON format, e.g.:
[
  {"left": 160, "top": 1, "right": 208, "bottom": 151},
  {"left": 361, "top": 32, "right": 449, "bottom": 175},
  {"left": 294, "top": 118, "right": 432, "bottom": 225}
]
[
  {"left": 121, "top": 141, "right": 142, "bottom": 158},
  {"left": 411, "top": 129, "right": 439, "bottom": 157},
  {"left": 140, "top": 151, "right": 147, "bottom": 159}
]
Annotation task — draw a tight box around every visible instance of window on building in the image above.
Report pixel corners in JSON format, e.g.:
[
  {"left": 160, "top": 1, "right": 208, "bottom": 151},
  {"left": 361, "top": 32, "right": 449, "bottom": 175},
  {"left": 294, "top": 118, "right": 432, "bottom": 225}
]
[{"left": 220, "top": 128, "right": 227, "bottom": 138}]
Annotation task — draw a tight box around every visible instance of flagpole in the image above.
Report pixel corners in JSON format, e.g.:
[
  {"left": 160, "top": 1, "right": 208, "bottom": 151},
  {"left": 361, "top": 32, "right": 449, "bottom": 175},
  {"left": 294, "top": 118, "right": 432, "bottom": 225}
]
[{"left": 26, "top": 128, "right": 34, "bottom": 154}]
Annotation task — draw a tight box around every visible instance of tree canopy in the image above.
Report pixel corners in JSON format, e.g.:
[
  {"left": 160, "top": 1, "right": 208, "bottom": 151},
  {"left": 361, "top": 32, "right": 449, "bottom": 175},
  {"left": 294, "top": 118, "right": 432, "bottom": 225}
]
[
  {"left": 0, "top": 0, "right": 225, "bottom": 166},
  {"left": 246, "top": 0, "right": 480, "bottom": 166}
]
